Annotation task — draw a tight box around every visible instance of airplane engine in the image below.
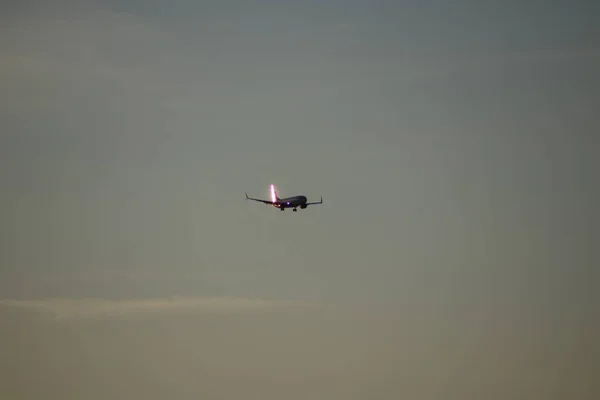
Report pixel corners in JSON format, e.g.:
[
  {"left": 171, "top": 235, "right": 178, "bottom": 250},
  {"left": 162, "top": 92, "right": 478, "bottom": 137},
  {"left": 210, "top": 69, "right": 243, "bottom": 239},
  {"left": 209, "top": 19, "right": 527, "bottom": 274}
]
[{"left": 300, "top": 204, "right": 308, "bottom": 209}]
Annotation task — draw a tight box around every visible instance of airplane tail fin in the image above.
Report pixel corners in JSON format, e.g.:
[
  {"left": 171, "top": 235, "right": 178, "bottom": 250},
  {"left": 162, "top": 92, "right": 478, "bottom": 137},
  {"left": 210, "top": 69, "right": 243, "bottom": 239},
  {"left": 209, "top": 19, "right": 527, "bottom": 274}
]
[{"left": 270, "top": 184, "right": 280, "bottom": 202}]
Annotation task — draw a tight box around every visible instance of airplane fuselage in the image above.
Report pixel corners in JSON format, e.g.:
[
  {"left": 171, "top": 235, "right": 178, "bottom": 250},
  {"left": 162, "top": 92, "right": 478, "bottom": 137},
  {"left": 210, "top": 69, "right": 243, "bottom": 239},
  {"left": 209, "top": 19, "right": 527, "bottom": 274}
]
[{"left": 274, "top": 195, "right": 308, "bottom": 210}]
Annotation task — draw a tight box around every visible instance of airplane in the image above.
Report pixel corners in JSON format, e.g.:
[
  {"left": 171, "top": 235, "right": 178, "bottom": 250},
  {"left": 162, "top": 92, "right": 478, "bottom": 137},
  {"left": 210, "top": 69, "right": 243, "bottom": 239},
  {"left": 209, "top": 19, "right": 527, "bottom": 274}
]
[{"left": 245, "top": 184, "right": 323, "bottom": 212}]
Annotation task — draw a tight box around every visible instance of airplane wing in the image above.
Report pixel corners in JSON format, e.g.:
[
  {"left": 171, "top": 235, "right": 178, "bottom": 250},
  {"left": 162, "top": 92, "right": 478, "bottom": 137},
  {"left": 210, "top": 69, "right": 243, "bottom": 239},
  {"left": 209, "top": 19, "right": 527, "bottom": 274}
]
[
  {"left": 305, "top": 196, "right": 323, "bottom": 206},
  {"left": 245, "top": 192, "right": 276, "bottom": 205}
]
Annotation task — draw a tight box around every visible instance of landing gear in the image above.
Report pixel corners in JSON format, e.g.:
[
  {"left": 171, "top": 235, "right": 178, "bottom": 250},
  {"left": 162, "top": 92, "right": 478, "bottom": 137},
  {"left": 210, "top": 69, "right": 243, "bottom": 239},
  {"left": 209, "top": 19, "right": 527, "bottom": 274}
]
[
  {"left": 293, "top": 208, "right": 297, "bottom": 212},
  {"left": 280, "top": 207, "right": 284, "bottom": 211}
]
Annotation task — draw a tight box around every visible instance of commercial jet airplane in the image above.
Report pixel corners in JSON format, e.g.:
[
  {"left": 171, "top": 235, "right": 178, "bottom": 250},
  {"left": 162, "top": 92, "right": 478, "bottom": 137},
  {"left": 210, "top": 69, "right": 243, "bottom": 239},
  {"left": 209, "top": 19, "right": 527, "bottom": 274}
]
[{"left": 245, "top": 184, "right": 323, "bottom": 212}]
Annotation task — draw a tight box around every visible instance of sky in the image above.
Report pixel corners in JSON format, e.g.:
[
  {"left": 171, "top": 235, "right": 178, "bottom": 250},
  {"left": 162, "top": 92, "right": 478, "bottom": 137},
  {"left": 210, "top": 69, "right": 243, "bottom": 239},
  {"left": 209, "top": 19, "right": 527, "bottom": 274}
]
[{"left": 1, "top": 0, "right": 599, "bottom": 398}]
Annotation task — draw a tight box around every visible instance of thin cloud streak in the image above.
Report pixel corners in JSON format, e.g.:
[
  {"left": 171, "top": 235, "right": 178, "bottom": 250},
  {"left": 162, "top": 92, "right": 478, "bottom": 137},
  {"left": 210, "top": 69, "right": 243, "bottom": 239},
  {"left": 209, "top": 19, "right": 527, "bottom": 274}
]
[{"left": 0, "top": 296, "right": 312, "bottom": 320}]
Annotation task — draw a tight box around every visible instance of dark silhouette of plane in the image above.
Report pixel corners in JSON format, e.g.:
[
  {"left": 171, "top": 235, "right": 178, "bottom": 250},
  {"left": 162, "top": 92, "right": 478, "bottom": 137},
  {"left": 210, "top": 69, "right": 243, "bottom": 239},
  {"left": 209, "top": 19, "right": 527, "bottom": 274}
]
[{"left": 245, "top": 184, "right": 323, "bottom": 212}]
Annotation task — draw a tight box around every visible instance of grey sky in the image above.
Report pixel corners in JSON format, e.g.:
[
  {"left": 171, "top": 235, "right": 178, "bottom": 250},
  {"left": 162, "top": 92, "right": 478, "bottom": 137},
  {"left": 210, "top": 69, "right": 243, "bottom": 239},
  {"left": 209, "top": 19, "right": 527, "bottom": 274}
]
[{"left": 1, "top": 1, "right": 599, "bottom": 397}]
